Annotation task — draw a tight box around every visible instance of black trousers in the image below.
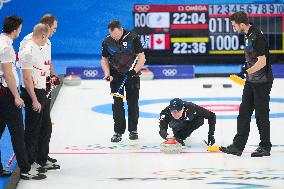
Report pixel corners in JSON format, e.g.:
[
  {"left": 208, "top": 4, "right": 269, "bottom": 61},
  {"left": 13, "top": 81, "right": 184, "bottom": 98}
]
[
  {"left": 173, "top": 116, "right": 204, "bottom": 140},
  {"left": 36, "top": 97, "right": 52, "bottom": 165},
  {"left": 233, "top": 81, "right": 273, "bottom": 151},
  {"left": 36, "top": 82, "right": 52, "bottom": 165},
  {"left": 110, "top": 73, "right": 140, "bottom": 134},
  {"left": 0, "top": 87, "right": 30, "bottom": 173},
  {"left": 21, "top": 87, "right": 50, "bottom": 165}
]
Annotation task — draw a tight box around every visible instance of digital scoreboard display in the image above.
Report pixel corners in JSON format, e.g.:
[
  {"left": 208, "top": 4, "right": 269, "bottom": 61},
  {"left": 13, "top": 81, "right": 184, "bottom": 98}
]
[{"left": 133, "top": 4, "right": 284, "bottom": 64}]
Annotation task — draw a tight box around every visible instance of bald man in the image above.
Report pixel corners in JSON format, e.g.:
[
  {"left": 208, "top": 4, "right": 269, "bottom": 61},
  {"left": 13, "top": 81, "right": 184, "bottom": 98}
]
[{"left": 18, "top": 23, "right": 51, "bottom": 172}]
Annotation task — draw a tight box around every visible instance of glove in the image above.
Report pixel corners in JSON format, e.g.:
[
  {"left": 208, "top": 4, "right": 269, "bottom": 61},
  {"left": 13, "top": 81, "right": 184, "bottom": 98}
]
[
  {"left": 236, "top": 65, "right": 248, "bottom": 79},
  {"left": 0, "top": 84, "right": 7, "bottom": 96},
  {"left": 105, "top": 76, "right": 110, "bottom": 81},
  {"left": 206, "top": 134, "right": 215, "bottom": 146},
  {"left": 159, "top": 130, "right": 168, "bottom": 139},
  {"left": 126, "top": 70, "right": 137, "bottom": 78},
  {"left": 51, "top": 75, "right": 60, "bottom": 86}
]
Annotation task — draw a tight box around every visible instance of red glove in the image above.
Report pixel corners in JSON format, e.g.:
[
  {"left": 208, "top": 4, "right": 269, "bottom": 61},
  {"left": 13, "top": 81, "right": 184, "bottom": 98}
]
[{"left": 51, "top": 75, "right": 60, "bottom": 86}]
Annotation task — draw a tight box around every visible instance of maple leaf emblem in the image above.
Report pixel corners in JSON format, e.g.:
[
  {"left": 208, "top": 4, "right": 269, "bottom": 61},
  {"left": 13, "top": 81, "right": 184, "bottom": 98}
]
[{"left": 156, "top": 38, "right": 163, "bottom": 44}]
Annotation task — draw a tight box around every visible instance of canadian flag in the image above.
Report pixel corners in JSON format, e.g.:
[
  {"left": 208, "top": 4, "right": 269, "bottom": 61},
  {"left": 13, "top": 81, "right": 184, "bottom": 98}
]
[{"left": 149, "top": 34, "right": 170, "bottom": 50}]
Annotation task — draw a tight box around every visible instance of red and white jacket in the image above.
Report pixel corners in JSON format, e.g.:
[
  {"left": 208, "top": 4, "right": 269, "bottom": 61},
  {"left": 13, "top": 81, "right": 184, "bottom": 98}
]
[
  {"left": 18, "top": 40, "right": 49, "bottom": 89},
  {"left": 0, "top": 33, "right": 19, "bottom": 87}
]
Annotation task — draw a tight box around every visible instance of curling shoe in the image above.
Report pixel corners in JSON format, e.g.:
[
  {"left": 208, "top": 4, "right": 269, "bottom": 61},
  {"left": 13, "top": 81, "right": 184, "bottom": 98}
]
[
  {"left": 129, "top": 131, "right": 138, "bottom": 140},
  {"left": 251, "top": 146, "right": 270, "bottom": 157},
  {"left": 219, "top": 144, "right": 242, "bottom": 156},
  {"left": 111, "top": 133, "right": 122, "bottom": 142}
]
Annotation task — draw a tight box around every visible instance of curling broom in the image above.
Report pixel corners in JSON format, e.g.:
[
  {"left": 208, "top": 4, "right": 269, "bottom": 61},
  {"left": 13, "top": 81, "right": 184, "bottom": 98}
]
[
  {"left": 111, "top": 37, "right": 149, "bottom": 99},
  {"left": 229, "top": 74, "right": 245, "bottom": 86}
]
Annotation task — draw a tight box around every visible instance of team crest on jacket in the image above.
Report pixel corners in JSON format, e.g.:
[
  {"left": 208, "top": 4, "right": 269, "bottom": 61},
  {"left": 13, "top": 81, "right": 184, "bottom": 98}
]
[
  {"left": 123, "top": 42, "right": 127, "bottom": 48},
  {"left": 160, "top": 114, "right": 165, "bottom": 120}
]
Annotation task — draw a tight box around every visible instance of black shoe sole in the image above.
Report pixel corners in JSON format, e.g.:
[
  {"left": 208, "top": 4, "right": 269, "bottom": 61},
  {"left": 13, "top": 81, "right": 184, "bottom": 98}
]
[
  {"left": 44, "top": 164, "right": 61, "bottom": 171},
  {"left": 32, "top": 174, "right": 47, "bottom": 180},
  {"left": 129, "top": 136, "right": 138, "bottom": 140},
  {"left": 111, "top": 138, "right": 122, "bottom": 142},
  {"left": 251, "top": 153, "right": 270, "bottom": 157},
  {"left": 47, "top": 157, "right": 57, "bottom": 163},
  {"left": 20, "top": 175, "right": 31, "bottom": 180},
  {"left": 219, "top": 146, "right": 242, "bottom": 156},
  {"left": 20, "top": 174, "right": 47, "bottom": 180}
]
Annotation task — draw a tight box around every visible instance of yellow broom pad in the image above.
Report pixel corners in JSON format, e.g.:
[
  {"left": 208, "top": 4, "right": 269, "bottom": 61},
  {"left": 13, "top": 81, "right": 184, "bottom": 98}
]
[
  {"left": 207, "top": 145, "right": 220, "bottom": 152},
  {"left": 229, "top": 74, "right": 245, "bottom": 86},
  {"left": 110, "top": 92, "right": 125, "bottom": 99}
]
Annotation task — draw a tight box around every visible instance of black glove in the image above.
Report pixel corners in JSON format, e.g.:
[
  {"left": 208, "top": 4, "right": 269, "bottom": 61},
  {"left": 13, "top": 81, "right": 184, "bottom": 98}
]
[
  {"left": 126, "top": 70, "right": 137, "bottom": 78},
  {"left": 206, "top": 134, "right": 215, "bottom": 146},
  {"left": 159, "top": 130, "right": 168, "bottom": 139},
  {"left": 236, "top": 65, "right": 248, "bottom": 79}
]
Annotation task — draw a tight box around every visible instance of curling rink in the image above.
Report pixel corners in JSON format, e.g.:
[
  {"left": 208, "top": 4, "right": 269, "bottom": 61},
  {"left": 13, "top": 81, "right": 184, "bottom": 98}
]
[{"left": 17, "top": 78, "right": 284, "bottom": 189}]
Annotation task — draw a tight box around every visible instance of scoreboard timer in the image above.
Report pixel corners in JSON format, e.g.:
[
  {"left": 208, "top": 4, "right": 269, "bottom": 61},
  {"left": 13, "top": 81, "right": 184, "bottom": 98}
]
[{"left": 133, "top": 4, "right": 284, "bottom": 64}]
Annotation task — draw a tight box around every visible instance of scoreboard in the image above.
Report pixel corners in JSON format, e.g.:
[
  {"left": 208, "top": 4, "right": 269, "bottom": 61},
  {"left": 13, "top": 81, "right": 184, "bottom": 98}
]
[{"left": 133, "top": 4, "right": 284, "bottom": 64}]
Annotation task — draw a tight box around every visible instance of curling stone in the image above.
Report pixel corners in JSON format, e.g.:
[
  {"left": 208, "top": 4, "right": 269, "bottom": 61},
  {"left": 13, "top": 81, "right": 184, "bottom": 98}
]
[
  {"left": 63, "top": 74, "right": 82, "bottom": 86},
  {"left": 223, "top": 84, "right": 232, "bottom": 88},
  {"left": 160, "top": 138, "right": 182, "bottom": 154},
  {"left": 203, "top": 84, "right": 212, "bottom": 88},
  {"left": 140, "top": 68, "right": 154, "bottom": 80}
]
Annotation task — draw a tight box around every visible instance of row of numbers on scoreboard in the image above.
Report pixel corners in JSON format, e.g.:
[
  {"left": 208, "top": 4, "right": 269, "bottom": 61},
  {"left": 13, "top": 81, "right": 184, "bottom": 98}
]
[{"left": 209, "top": 4, "right": 284, "bottom": 14}]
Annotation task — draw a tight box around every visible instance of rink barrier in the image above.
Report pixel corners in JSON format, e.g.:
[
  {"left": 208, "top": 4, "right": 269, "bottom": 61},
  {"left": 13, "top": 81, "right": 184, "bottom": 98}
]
[
  {"left": 66, "top": 65, "right": 194, "bottom": 79},
  {"left": 66, "top": 64, "right": 284, "bottom": 79},
  {"left": 272, "top": 64, "right": 284, "bottom": 78},
  {"left": 66, "top": 67, "right": 104, "bottom": 79},
  {"left": 147, "top": 65, "right": 194, "bottom": 79}
]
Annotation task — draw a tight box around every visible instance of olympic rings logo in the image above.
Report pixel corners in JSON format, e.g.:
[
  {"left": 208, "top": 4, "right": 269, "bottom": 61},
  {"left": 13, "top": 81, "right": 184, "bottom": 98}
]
[
  {"left": 162, "top": 69, "right": 177, "bottom": 77},
  {"left": 135, "top": 5, "right": 150, "bottom": 12},
  {"left": 83, "top": 70, "right": 98, "bottom": 77}
]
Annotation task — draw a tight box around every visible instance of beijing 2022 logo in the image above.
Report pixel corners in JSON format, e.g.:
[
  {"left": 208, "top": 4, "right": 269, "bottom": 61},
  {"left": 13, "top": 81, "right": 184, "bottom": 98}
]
[{"left": 0, "top": 0, "right": 11, "bottom": 10}]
